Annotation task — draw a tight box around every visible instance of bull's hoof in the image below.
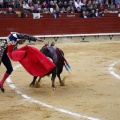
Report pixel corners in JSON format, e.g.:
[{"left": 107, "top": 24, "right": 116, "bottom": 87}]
[
  {"left": 34, "top": 81, "right": 40, "bottom": 88},
  {"left": 29, "top": 84, "right": 34, "bottom": 87},
  {"left": 52, "top": 86, "right": 56, "bottom": 90},
  {"left": 60, "top": 82, "right": 65, "bottom": 86}
]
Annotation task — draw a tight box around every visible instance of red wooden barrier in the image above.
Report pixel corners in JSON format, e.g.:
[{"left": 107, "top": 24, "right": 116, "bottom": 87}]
[
  {"left": 22, "top": 13, "right": 81, "bottom": 18},
  {"left": 0, "top": 17, "right": 120, "bottom": 37},
  {"left": 0, "top": 14, "right": 19, "bottom": 18}
]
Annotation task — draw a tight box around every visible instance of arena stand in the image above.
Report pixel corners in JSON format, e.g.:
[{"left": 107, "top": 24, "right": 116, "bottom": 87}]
[{"left": 0, "top": 8, "right": 120, "bottom": 42}]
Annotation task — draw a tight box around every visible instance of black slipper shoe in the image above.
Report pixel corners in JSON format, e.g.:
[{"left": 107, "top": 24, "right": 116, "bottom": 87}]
[{"left": 0, "top": 86, "right": 4, "bottom": 93}]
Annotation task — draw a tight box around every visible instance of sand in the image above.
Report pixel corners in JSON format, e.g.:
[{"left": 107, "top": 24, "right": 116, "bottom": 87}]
[{"left": 0, "top": 41, "right": 120, "bottom": 120}]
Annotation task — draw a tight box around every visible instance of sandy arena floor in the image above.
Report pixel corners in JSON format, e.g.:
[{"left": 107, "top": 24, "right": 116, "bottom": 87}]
[{"left": 0, "top": 40, "right": 120, "bottom": 120}]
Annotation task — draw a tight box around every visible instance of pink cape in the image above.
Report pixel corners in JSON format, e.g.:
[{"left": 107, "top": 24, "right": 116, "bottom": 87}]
[{"left": 8, "top": 45, "right": 56, "bottom": 76}]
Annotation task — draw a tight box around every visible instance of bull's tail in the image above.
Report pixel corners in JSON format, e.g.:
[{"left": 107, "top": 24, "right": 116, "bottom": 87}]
[{"left": 56, "top": 48, "right": 71, "bottom": 73}]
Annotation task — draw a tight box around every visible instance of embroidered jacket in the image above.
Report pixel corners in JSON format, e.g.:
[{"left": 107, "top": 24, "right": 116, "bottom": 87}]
[{"left": 0, "top": 32, "right": 37, "bottom": 62}]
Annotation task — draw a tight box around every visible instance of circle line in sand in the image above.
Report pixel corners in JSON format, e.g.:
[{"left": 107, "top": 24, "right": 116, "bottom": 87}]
[
  {"left": 6, "top": 64, "right": 100, "bottom": 120},
  {"left": 108, "top": 60, "right": 120, "bottom": 80}
]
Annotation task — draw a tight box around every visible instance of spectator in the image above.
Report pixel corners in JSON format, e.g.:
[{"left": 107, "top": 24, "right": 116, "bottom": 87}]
[
  {"left": 49, "top": 0, "right": 56, "bottom": 13},
  {"left": 95, "top": 8, "right": 101, "bottom": 17},
  {"left": 81, "top": 0, "right": 87, "bottom": 11},
  {"left": 42, "top": 7, "right": 50, "bottom": 13},
  {"left": 116, "top": 1, "right": 120, "bottom": 8},
  {"left": 103, "top": 8, "right": 109, "bottom": 13},
  {"left": 89, "top": 9, "right": 96, "bottom": 17},
  {"left": 22, "top": 1, "right": 31, "bottom": 9},
  {"left": 73, "top": 0, "right": 84, "bottom": 9},
  {"left": 68, "top": 0, "right": 73, "bottom": 8},
  {"left": 34, "top": 0, "right": 42, "bottom": 12},
  {"left": 104, "top": 1, "right": 109, "bottom": 9},
  {"left": 85, "top": 10, "right": 90, "bottom": 17},
  {"left": 98, "top": 0, "right": 104, "bottom": 9},
  {"left": 58, "top": 1, "right": 63, "bottom": 8},
  {"left": 70, "top": 6, "right": 75, "bottom": 13},
  {"left": 28, "top": 6, "right": 39, "bottom": 13},
  {"left": 28, "top": 0, "right": 34, "bottom": 7},
  {"left": 42, "top": 1, "right": 48, "bottom": 9},
  {"left": 0, "top": 1, "right": 5, "bottom": 8},
  {"left": 60, "top": 6, "right": 66, "bottom": 13},
  {"left": 81, "top": 10, "right": 88, "bottom": 18},
  {"left": 9, "top": 0, "right": 22, "bottom": 8},
  {"left": 118, "top": 8, "right": 120, "bottom": 17},
  {"left": 54, "top": 0, "right": 58, "bottom": 8},
  {"left": 53, "top": 7, "right": 59, "bottom": 18},
  {"left": 86, "top": 0, "right": 93, "bottom": 12},
  {"left": 66, "top": 6, "right": 73, "bottom": 13},
  {"left": 75, "top": 6, "right": 81, "bottom": 13},
  {"left": 6, "top": 7, "right": 16, "bottom": 14},
  {"left": 0, "top": 10, "right": 4, "bottom": 13},
  {"left": 63, "top": 1, "right": 68, "bottom": 9}
]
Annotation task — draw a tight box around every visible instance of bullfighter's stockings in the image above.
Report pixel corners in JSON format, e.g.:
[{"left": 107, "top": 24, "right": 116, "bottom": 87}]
[{"left": 0, "top": 72, "right": 9, "bottom": 93}]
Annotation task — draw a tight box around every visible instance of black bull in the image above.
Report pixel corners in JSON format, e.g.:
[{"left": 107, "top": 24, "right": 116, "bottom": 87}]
[{"left": 30, "top": 45, "right": 65, "bottom": 89}]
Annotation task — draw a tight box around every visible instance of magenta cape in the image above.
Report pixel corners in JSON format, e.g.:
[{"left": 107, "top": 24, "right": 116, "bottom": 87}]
[{"left": 8, "top": 45, "right": 56, "bottom": 76}]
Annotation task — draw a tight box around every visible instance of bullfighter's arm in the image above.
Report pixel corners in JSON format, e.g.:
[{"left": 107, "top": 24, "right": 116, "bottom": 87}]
[{"left": 17, "top": 33, "right": 43, "bottom": 42}]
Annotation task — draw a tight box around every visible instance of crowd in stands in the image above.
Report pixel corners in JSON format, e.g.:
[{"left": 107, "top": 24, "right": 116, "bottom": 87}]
[{"left": 0, "top": 0, "right": 120, "bottom": 18}]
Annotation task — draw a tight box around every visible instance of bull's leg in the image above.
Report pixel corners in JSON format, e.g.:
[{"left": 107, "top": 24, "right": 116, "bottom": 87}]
[
  {"left": 30, "top": 76, "right": 38, "bottom": 87},
  {"left": 51, "top": 70, "right": 57, "bottom": 89},
  {"left": 34, "top": 77, "right": 41, "bottom": 88},
  {"left": 57, "top": 74, "right": 64, "bottom": 86},
  {"left": 51, "top": 78, "right": 56, "bottom": 89}
]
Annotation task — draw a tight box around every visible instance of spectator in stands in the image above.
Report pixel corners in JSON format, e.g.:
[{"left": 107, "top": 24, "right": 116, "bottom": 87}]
[
  {"left": 49, "top": 0, "right": 56, "bottom": 13},
  {"left": 103, "top": 8, "right": 109, "bottom": 13},
  {"left": 89, "top": 9, "right": 96, "bottom": 17},
  {"left": 53, "top": 7, "right": 59, "bottom": 18},
  {"left": 109, "top": 1, "right": 116, "bottom": 8},
  {"left": 0, "top": 0, "right": 5, "bottom": 8},
  {"left": 116, "top": 1, "right": 120, "bottom": 8},
  {"left": 85, "top": 10, "right": 90, "bottom": 17},
  {"left": 86, "top": 0, "right": 93, "bottom": 12},
  {"left": 42, "top": 1, "right": 48, "bottom": 9},
  {"left": 15, "top": 0, "right": 23, "bottom": 8},
  {"left": 28, "top": 6, "right": 39, "bottom": 13},
  {"left": 58, "top": 1, "right": 64, "bottom": 9},
  {"left": 66, "top": 6, "right": 70, "bottom": 13},
  {"left": 92, "top": 0, "right": 98, "bottom": 10},
  {"left": 68, "top": 0, "right": 74, "bottom": 8},
  {"left": 95, "top": 8, "right": 101, "bottom": 17},
  {"left": 73, "top": 0, "right": 84, "bottom": 10},
  {"left": 22, "top": 1, "right": 31, "bottom": 9},
  {"left": 4, "top": 0, "right": 11, "bottom": 8},
  {"left": 63, "top": 1, "right": 68, "bottom": 9},
  {"left": 73, "top": 0, "right": 84, "bottom": 9},
  {"left": 9, "top": 0, "right": 22, "bottom": 8},
  {"left": 98, "top": 0, "right": 104, "bottom": 9},
  {"left": 60, "top": 6, "right": 67, "bottom": 13},
  {"left": 42, "top": 7, "right": 50, "bottom": 13},
  {"left": 81, "top": 10, "right": 88, "bottom": 18},
  {"left": 0, "top": 10, "right": 4, "bottom": 14},
  {"left": 54, "top": 0, "right": 58, "bottom": 8},
  {"left": 104, "top": 1, "right": 109, "bottom": 9},
  {"left": 6, "top": 7, "right": 16, "bottom": 14},
  {"left": 118, "top": 8, "right": 120, "bottom": 17},
  {"left": 70, "top": 6, "right": 75, "bottom": 13},
  {"left": 34, "top": 0, "right": 42, "bottom": 13},
  {"left": 28, "top": 0, "right": 34, "bottom": 7},
  {"left": 75, "top": 6, "right": 81, "bottom": 13}
]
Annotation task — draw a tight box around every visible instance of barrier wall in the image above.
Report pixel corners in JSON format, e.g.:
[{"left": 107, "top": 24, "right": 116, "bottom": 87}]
[{"left": 0, "top": 17, "right": 120, "bottom": 37}]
